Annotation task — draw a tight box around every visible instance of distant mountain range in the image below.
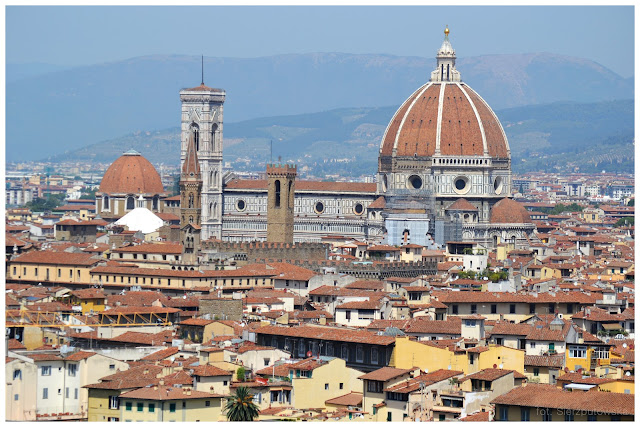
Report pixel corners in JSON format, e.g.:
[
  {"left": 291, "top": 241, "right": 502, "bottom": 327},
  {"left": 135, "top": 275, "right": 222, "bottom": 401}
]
[
  {"left": 6, "top": 52, "right": 633, "bottom": 162},
  {"left": 47, "top": 99, "right": 634, "bottom": 176}
]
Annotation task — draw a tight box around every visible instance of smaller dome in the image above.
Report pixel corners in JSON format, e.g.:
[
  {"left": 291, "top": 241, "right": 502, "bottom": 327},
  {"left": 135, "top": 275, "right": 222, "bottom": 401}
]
[
  {"left": 490, "top": 198, "right": 531, "bottom": 224},
  {"left": 446, "top": 198, "right": 477, "bottom": 211},
  {"left": 100, "top": 151, "right": 164, "bottom": 195}
]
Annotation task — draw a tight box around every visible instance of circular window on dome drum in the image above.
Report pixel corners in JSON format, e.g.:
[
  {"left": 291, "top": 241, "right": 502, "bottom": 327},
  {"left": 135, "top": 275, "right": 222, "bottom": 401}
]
[
  {"left": 314, "top": 201, "right": 325, "bottom": 214},
  {"left": 236, "top": 199, "right": 246, "bottom": 212},
  {"left": 493, "top": 176, "right": 503, "bottom": 195},
  {"left": 408, "top": 175, "right": 423, "bottom": 190},
  {"left": 354, "top": 203, "right": 364, "bottom": 215},
  {"left": 453, "top": 176, "right": 470, "bottom": 194}
]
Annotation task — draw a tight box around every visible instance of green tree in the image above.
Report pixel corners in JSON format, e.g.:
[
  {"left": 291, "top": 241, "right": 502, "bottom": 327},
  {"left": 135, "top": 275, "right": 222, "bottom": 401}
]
[
  {"left": 79, "top": 187, "right": 97, "bottom": 199},
  {"left": 26, "top": 193, "right": 66, "bottom": 211},
  {"left": 224, "top": 386, "right": 260, "bottom": 422},
  {"left": 615, "top": 217, "right": 634, "bottom": 227},
  {"left": 236, "top": 366, "right": 246, "bottom": 382}
]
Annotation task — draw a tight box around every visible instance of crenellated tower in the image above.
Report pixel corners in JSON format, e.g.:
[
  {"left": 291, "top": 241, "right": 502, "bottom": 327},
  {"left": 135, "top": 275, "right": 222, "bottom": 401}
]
[{"left": 266, "top": 164, "right": 297, "bottom": 244}]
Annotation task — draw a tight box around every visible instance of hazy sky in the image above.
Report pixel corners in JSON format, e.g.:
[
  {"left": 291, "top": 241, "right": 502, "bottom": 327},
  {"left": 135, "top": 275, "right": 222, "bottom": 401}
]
[{"left": 6, "top": 5, "right": 635, "bottom": 78}]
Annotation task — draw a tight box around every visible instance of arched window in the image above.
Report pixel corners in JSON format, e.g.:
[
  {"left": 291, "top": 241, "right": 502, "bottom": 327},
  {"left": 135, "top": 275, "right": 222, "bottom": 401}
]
[
  {"left": 190, "top": 123, "right": 200, "bottom": 151},
  {"left": 152, "top": 195, "right": 159, "bottom": 211},
  {"left": 209, "top": 202, "right": 213, "bottom": 218},
  {"left": 209, "top": 171, "right": 214, "bottom": 188},
  {"left": 274, "top": 180, "right": 281, "bottom": 208},
  {"left": 188, "top": 193, "right": 194, "bottom": 208},
  {"left": 103, "top": 195, "right": 110, "bottom": 210},
  {"left": 126, "top": 196, "right": 135, "bottom": 210},
  {"left": 211, "top": 123, "right": 218, "bottom": 152}
]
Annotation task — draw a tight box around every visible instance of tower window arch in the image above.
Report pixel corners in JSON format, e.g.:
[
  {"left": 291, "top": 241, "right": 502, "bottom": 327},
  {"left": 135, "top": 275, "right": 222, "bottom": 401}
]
[
  {"left": 188, "top": 193, "right": 194, "bottom": 208},
  {"left": 274, "top": 180, "right": 281, "bottom": 208},
  {"left": 126, "top": 196, "right": 135, "bottom": 210},
  {"left": 190, "top": 123, "right": 200, "bottom": 151},
  {"left": 103, "top": 195, "right": 110, "bottom": 210},
  {"left": 209, "top": 202, "right": 214, "bottom": 218},
  {"left": 152, "top": 195, "right": 159, "bottom": 211},
  {"left": 211, "top": 123, "right": 218, "bottom": 151}
]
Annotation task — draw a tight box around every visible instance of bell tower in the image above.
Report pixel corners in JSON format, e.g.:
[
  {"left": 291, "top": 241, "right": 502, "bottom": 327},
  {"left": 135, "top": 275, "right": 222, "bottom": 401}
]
[
  {"left": 180, "top": 131, "right": 202, "bottom": 266},
  {"left": 179, "top": 70, "right": 225, "bottom": 241},
  {"left": 266, "top": 164, "right": 296, "bottom": 244}
]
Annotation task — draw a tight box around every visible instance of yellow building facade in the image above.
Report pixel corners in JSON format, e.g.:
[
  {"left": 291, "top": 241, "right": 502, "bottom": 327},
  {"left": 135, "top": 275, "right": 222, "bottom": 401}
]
[
  {"left": 391, "top": 338, "right": 524, "bottom": 375},
  {"left": 118, "top": 387, "right": 224, "bottom": 422},
  {"left": 290, "top": 358, "right": 364, "bottom": 410}
]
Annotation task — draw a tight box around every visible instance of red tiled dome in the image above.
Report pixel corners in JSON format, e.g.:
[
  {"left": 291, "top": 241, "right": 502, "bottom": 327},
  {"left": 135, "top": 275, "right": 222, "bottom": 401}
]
[
  {"left": 379, "top": 82, "right": 509, "bottom": 159},
  {"left": 99, "top": 151, "right": 164, "bottom": 195},
  {"left": 446, "top": 198, "right": 477, "bottom": 211},
  {"left": 490, "top": 198, "right": 531, "bottom": 224}
]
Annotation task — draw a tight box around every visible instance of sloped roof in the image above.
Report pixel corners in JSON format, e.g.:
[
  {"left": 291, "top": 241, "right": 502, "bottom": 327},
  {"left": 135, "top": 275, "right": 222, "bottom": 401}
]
[{"left": 491, "top": 384, "right": 634, "bottom": 415}]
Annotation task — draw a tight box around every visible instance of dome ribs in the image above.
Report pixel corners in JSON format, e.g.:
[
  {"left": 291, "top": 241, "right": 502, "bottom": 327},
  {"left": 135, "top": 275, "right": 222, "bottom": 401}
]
[
  {"left": 465, "top": 88, "right": 510, "bottom": 158},
  {"left": 440, "top": 84, "right": 483, "bottom": 157},
  {"left": 400, "top": 84, "right": 439, "bottom": 157},
  {"left": 99, "top": 153, "right": 165, "bottom": 195},
  {"left": 380, "top": 84, "right": 427, "bottom": 157}
]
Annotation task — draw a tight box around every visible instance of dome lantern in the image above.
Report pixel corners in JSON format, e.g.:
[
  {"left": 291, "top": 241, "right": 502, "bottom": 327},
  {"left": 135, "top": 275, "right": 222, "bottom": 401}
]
[{"left": 431, "top": 26, "right": 461, "bottom": 83}]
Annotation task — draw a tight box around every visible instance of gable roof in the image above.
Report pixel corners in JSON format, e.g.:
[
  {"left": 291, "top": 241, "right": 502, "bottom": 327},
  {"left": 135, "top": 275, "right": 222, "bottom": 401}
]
[
  {"left": 358, "top": 367, "right": 412, "bottom": 381},
  {"left": 491, "top": 384, "right": 634, "bottom": 415}
]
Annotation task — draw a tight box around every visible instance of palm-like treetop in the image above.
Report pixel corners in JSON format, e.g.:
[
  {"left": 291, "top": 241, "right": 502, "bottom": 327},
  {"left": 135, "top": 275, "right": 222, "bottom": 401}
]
[{"left": 225, "top": 386, "right": 260, "bottom": 422}]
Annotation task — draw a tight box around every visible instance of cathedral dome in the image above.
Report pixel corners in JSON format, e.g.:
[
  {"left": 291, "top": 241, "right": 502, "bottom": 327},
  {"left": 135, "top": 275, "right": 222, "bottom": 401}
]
[
  {"left": 379, "top": 83, "right": 509, "bottom": 159},
  {"left": 379, "top": 28, "right": 509, "bottom": 161},
  {"left": 490, "top": 198, "right": 531, "bottom": 224},
  {"left": 99, "top": 150, "right": 164, "bottom": 195}
]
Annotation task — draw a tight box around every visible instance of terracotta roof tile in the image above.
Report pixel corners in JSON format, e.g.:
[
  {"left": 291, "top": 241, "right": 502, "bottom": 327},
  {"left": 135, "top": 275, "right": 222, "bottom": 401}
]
[
  {"left": 119, "top": 385, "right": 222, "bottom": 400},
  {"left": 225, "top": 179, "right": 376, "bottom": 194},
  {"left": 460, "top": 411, "right": 491, "bottom": 421},
  {"left": 405, "top": 318, "right": 462, "bottom": 335},
  {"left": 255, "top": 325, "right": 395, "bottom": 346},
  {"left": 491, "top": 384, "right": 634, "bottom": 415},
  {"left": 446, "top": 198, "right": 477, "bottom": 211},
  {"left": 99, "top": 152, "right": 165, "bottom": 195},
  {"left": 325, "top": 392, "right": 363, "bottom": 407},
  {"left": 384, "top": 369, "right": 463, "bottom": 393},
  {"left": 460, "top": 368, "right": 516, "bottom": 383},
  {"left": 65, "top": 351, "right": 97, "bottom": 361},
  {"left": 140, "top": 347, "right": 180, "bottom": 362},
  {"left": 190, "top": 365, "right": 232, "bottom": 377},
  {"left": 112, "top": 243, "right": 183, "bottom": 255},
  {"left": 358, "top": 367, "right": 412, "bottom": 381},
  {"left": 10, "top": 250, "right": 101, "bottom": 266}
]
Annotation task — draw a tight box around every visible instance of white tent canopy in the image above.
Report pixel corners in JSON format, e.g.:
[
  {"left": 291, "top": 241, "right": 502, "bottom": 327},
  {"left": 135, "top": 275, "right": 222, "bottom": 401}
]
[{"left": 114, "top": 206, "right": 164, "bottom": 234}]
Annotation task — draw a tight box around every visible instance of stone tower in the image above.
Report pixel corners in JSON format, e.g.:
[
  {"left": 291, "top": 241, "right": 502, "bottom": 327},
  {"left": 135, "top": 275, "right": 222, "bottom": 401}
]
[
  {"left": 180, "top": 132, "right": 202, "bottom": 265},
  {"left": 179, "top": 78, "right": 225, "bottom": 241},
  {"left": 266, "top": 164, "right": 296, "bottom": 244}
]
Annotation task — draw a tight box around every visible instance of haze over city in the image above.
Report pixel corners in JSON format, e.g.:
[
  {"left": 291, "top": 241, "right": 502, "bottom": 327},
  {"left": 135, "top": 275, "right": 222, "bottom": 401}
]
[{"left": 4, "top": 4, "right": 636, "bottom": 424}]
